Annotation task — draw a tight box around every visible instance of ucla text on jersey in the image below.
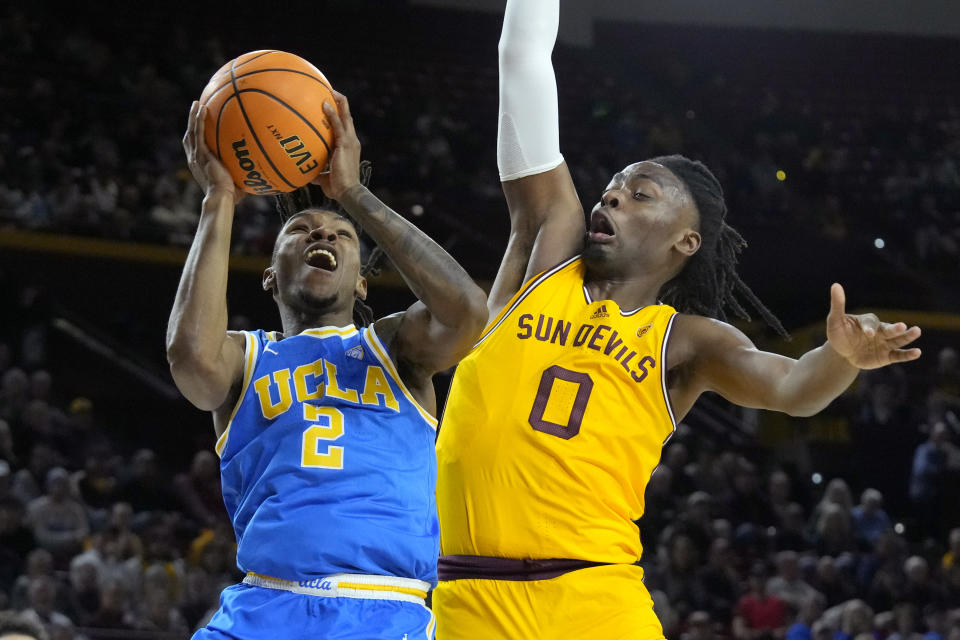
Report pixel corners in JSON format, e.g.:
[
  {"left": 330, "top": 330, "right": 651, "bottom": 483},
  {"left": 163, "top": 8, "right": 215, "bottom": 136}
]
[{"left": 218, "top": 325, "right": 439, "bottom": 585}]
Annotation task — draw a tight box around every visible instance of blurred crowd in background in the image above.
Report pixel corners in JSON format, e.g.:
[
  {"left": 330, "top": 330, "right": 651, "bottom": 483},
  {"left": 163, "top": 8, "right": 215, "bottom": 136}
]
[{"left": 1, "top": 2, "right": 959, "bottom": 639}]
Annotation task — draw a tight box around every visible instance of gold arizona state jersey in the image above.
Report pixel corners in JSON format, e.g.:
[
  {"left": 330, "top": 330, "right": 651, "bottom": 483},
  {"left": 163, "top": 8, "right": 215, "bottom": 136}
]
[{"left": 436, "top": 256, "right": 678, "bottom": 564}]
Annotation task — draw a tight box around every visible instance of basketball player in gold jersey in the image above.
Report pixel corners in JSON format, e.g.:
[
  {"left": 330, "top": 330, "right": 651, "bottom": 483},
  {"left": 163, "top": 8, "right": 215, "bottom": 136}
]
[{"left": 433, "top": 0, "right": 923, "bottom": 637}]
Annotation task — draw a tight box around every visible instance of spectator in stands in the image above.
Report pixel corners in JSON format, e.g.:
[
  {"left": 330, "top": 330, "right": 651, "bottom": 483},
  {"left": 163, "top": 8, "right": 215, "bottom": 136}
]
[
  {"left": 24, "top": 468, "right": 88, "bottom": 566},
  {"left": 651, "top": 532, "right": 701, "bottom": 620},
  {"left": 834, "top": 599, "right": 874, "bottom": 640},
  {"left": 9, "top": 550, "right": 53, "bottom": 611},
  {"left": 733, "top": 561, "right": 787, "bottom": 640},
  {"left": 173, "top": 450, "right": 224, "bottom": 528},
  {"left": 810, "top": 479, "right": 853, "bottom": 527},
  {"left": 71, "top": 456, "right": 116, "bottom": 520},
  {"left": 910, "top": 422, "right": 960, "bottom": 537},
  {"left": 681, "top": 610, "right": 720, "bottom": 640},
  {"left": 19, "top": 577, "right": 71, "bottom": 638},
  {"left": 723, "top": 459, "right": 778, "bottom": 529},
  {"left": 694, "top": 537, "right": 740, "bottom": 623},
  {"left": 851, "top": 488, "right": 893, "bottom": 547},
  {"left": 814, "top": 502, "right": 856, "bottom": 556},
  {"left": 811, "top": 556, "right": 856, "bottom": 608},
  {"left": 114, "top": 448, "right": 176, "bottom": 515},
  {"left": 82, "top": 579, "right": 133, "bottom": 637},
  {"left": 765, "top": 550, "right": 820, "bottom": 612},
  {"left": 785, "top": 593, "right": 826, "bottom": 640},
  {"left": 62, "top": 554, "right": 101, "bottom": 627},
  {"left": 774, "top": 503, "right": 814, "bottom": 552},
  {"left": 901, "top": 555, "right": 946, "bottom": 611},
  {"left": 888, "top": 602, "right": 923, "bottom": 640}
]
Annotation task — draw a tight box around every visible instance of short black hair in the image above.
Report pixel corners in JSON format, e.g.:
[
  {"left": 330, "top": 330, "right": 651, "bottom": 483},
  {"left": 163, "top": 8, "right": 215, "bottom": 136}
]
[{"left": 650, "top": 154, "right": 788, "bottom": 337}]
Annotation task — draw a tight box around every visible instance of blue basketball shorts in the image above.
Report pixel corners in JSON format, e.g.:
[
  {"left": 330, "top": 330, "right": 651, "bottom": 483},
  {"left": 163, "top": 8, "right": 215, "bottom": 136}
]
[{"left": 192, "top": 573, "right": 436, "bottom": 640}]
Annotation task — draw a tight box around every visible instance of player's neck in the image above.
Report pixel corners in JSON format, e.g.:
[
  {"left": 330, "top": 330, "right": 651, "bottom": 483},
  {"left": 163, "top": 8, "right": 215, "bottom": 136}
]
[
  {"left": 582, "top": 273, "right": 663, "bottom": 310},
  {"left": 277, "top": 305, "right": 355, "bottom": 336}
]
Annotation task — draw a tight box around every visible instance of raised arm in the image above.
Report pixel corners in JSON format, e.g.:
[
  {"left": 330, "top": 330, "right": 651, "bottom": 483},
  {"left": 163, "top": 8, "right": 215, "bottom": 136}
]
[
  {"left": 166, "top": 102, "right": 246, "bottom": 419},
  {"left": 489, "top": 0, "right": 585, "bottom": 316},
  {"left": 668, "top": 284, "right": 922, "bottom": 419},
  {"left": 315, "top": 94, "right": 488, "bottom": 405}
]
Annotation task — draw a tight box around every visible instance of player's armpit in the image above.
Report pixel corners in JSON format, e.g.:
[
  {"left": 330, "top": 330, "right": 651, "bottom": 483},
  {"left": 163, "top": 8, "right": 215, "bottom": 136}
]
[{"left": 168, "top": 330, "right": 247, "bottom": 412}]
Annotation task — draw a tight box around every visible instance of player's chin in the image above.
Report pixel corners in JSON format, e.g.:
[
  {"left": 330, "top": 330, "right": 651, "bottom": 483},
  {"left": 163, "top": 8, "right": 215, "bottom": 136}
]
[
  {"left": 295, "top": 287, "right": 339, "bottom": 313},
  {"left": 582, "top": 241, "right": 614, "bottom": 263}
]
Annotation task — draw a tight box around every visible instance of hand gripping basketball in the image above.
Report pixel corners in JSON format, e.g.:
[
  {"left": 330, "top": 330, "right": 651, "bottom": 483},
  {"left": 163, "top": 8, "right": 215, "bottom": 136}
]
[
  {"left": 312, "top": 91, "right": 362, "bottom": 203},
  {"left": 197, "top": 50, "right": 338, "bottom": 195},
  {"left": 183, "top": 101, "right": 245, "bottom": 202}
]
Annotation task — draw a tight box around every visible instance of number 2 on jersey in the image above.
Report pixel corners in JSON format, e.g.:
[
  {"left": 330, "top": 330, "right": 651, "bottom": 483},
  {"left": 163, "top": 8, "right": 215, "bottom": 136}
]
[
  {"left": 301, "top": 405, "right": 345, "bottom": 469},
  {"left": 528, "top": 365, "right": 594, "bottom": 440}
]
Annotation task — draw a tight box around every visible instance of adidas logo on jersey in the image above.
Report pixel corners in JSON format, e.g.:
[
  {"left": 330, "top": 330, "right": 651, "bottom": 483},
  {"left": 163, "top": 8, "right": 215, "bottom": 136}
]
[
  {"left": 590, "top": 304, "right": 609, "bottom": 319},
  {"left": 345, "top": 345, "right": 364, "bottom": 360}
]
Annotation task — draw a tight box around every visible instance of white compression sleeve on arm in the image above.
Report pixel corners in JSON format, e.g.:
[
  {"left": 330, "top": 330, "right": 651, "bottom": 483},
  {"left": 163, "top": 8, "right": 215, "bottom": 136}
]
[{"left": 497, "top": 0, "right": 563, "bottom": 182}]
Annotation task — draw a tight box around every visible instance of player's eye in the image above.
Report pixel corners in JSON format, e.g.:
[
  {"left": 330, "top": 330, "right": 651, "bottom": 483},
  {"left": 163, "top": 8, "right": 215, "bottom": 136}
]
[
  {"left": 337, "top": 229, "right": 353, "bottom": 239},
  {"left": 633, "top": 192, "right": 649, "bottom": 201}
]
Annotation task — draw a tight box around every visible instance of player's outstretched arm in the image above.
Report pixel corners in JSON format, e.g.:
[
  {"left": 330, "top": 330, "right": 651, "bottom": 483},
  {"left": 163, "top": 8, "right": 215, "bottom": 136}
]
[
  {"left": 489, "top": 0, "right": 585, "bottom": 316},
  {"left": 166, "top": 101, "right": 246, "bottom": 414},
  {"left": 315, "top": 93, "right": 488, "bottom": 389},
  {"left": 669, "top": 284, "right": 922, "bottom": 419}
]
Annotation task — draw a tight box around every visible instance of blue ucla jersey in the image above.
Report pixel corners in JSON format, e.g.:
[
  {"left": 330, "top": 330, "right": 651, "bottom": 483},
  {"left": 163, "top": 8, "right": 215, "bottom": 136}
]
[{"left": 215, "top": 324, "right": 440, "bottom": 585}]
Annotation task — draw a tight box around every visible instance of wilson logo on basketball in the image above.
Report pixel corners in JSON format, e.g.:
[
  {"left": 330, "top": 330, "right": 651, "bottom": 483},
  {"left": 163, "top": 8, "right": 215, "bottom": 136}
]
[{"left": 231, "top": 138, "right": 282, "bottom": 195}]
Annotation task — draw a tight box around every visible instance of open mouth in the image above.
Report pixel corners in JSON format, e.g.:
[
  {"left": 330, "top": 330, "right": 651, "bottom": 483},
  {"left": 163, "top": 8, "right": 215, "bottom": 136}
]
[
  {"left": 589, "top": 211, "right": 615, "bottom": 239},
  {"left": 305, "top": 248, "right": 337, "bottom": 271}
]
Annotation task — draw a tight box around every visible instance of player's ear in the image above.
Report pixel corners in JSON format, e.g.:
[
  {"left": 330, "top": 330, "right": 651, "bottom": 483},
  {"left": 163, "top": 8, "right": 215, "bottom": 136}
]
[
  {"left": 676, "top": 229, "right": 701, "bottom": 257},
  {"left": 263, "top": 266, "right": 277, "bottom": 293},
  {"left": 354, "top": 275, "right": 367, "bottom": 301}
]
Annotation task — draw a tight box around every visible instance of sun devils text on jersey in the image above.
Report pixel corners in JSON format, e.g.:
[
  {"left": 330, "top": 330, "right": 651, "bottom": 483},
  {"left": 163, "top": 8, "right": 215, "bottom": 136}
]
[{"left": 437, "top": 256, "right": 678, "bottom": 563}]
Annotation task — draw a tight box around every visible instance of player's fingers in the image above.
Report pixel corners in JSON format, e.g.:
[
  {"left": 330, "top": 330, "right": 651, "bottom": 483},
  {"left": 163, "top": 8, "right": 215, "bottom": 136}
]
[
  {"left": 322, "top": 101, "right": 346, "bottom": 141},
  {"left": 183, "top": 101, "right": 199, "bottom": 149},
  {"left": 829, "top": 283, "right": 846, "bottom": 318},
  {"left": 194, "top": 107, "right": 216, "bottom": 165},
  {"left": 878, "top": 321, "right": 908, "bottom": 337},
  {"left": 335, "top": 94, "right": 358, "bottom": 142},
  {"left": 887, "top": 347, "right": 922, "bottom": 363},
  {"left": 887, "top": 326, "right": 922, "bottom": 348}
]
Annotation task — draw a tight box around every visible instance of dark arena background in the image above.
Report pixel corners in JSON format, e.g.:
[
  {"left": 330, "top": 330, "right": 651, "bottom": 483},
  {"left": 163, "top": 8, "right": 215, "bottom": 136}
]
[{"left": 1, "top": 1, "right": 958, "bottom": 638}]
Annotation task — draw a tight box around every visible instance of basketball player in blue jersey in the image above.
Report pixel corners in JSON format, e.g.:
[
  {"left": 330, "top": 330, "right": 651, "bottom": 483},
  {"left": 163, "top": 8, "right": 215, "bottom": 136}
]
[
  {"left": 168, "top": 91, "right": 487, "bottom": 640},
  {"left": 432, "top": 1, "right": 924, "bottom": 637}
]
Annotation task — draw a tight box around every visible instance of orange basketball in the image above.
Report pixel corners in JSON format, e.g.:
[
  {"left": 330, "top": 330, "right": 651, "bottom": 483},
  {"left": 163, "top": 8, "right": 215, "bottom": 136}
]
[{"left": 198, "top": 50, "right": 337, "bottom": 196}]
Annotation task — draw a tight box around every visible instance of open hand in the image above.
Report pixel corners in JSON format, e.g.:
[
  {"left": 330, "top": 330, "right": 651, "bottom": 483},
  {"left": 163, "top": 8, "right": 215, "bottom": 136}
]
[
  {"left": 312, "top": 91, "right": 361, "bottom": 202},
  {"left": 826, "top": 283, "right": 921, "bottom": 369},
  {"left": 182, "top": 101, "right": 244, "bottom": 202}
]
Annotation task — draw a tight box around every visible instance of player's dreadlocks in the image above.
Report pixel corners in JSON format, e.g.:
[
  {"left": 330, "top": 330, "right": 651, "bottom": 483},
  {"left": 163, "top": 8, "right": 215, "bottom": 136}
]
[
  {"left": 273, "top": 161, "right": 384, "bottom": 327},
  {"left": 651, "top": 154, "right": 789, "bottom": 338}
]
